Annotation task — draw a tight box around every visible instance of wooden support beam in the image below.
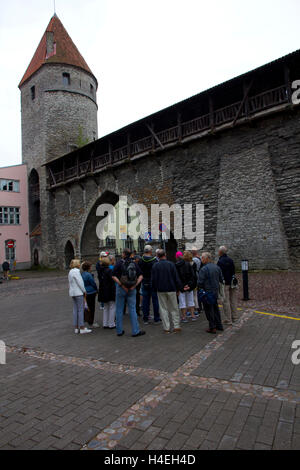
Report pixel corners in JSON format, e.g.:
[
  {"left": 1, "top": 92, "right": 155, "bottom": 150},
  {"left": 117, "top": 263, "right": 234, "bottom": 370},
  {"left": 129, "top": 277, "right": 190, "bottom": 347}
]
[
  {"left": 284, "top": 66, "right": 292, "bottom": 102},
  {"left": 76, "top": 155, "right": 79, "bottom": 177},
  {"left": 177, "top": 112, "right": 182, "bottom": 141},
  {"left": 109, "top": 140, "right": 113, "bottom": 165},
  {"left": 93, "top": 176, "right": 99, "bottom": 187},
  {"left": 209, "top": 97, "right": 214, "bottom": 130},
  {"left": 146, "top": 124, "right": 164, "bottom": 150},
  {"left": 127, "top": 133, "right": 131, "bottom": 158},
  {"left": 49, "top": 167, "right": 56, "bottom": 185},
  {"left": 233, "top": 80, "right": 253, "bottom": 126}
]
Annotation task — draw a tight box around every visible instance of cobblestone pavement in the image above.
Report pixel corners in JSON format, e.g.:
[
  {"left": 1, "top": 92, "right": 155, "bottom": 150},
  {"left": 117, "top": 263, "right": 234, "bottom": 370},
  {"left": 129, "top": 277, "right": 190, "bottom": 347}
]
[{"left": 0, "top": 274, "right": 299, "bottom": 450}]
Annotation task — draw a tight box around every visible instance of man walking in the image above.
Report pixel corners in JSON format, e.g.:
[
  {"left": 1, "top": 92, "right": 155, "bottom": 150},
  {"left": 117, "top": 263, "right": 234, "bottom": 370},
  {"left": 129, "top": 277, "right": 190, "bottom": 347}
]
[
  {"left": 151, "top": 249, "right": 182, "bottom": 334},
  {"left": 112, "top": 248, "right": 145, "bottom": 337},
  {"left": 138, "top": 245, "right": 160, "bottom": 325},
  {"left": 198, "top": 252, "right": 224, "bottom": 334},
  {"left": 217, "top": 246, "right": 238, "bottom": 325},
  {"left": 2, "top": 260, "right": 9, "bottom": 280}
]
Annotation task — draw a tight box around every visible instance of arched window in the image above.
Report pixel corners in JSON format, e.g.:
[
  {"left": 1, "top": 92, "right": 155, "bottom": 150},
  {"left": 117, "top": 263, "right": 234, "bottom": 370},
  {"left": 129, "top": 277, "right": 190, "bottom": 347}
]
[
  {"left": 62, "top": 72, "right": 71, "bottom": 86},
  {"left": 64, "top": 241, "right": 75, "bottom": 269},
  {"left": 138, "top": 237, "right": 145, "bottom": 254},
  {"left": 28, "top": 169, "right": 41, "bottom": 232},
  {"left": 106, "top": 236, "right": 116, "bottom": 249},
  {"left": 124, "top": 236, "right": 133, "bottom": 252}
]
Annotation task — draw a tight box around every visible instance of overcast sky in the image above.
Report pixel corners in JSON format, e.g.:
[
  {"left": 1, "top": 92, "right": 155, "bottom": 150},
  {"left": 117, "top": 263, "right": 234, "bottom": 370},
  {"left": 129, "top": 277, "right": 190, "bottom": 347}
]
[{"left": 1, "top": 0, "right": 300, "bottom": 167}]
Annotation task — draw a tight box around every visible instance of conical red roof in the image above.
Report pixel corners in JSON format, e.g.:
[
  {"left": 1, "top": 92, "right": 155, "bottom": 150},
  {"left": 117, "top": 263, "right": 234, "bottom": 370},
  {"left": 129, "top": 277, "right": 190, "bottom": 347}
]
[{"left": 19, "top": 15, "right": 95, "bottom": 87}]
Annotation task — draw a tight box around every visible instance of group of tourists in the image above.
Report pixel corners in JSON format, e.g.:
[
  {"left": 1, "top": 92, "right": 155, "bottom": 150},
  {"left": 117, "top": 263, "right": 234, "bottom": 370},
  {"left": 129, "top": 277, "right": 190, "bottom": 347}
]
[{"left": 68, "top": 244, "right": 238, "bottom": 336}]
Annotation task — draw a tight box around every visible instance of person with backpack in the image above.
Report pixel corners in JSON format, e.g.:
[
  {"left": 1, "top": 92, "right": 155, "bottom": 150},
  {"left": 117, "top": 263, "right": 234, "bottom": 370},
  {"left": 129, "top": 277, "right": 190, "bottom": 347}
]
[
  {"left": 112, "top": 248, "right": 145, "bottom": 337},
  {"left": 97, "top": 256, "right": 116, "bottom": 329},
  {"left": 138, "top": 245, "right": 160, "bottom": 325},
  {"left": 175, "top": 251, "right": 198, "bottom": 323}
]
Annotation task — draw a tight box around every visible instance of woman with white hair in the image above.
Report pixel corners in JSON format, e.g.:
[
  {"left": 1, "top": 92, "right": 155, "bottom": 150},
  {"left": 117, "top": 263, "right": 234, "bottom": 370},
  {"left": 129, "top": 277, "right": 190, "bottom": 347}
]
[{"left": 68, "top": 259, "right": 92, "bottom": 335}]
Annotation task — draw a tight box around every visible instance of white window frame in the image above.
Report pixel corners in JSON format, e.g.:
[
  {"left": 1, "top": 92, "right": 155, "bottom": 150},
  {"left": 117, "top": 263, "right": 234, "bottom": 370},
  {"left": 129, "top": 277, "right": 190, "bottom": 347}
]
[
  {"left": 0, "top": 179, "right": 20, "bottom": 192},
  {"left": 0, "top": 207, "right": 20, "bottom": 225}
]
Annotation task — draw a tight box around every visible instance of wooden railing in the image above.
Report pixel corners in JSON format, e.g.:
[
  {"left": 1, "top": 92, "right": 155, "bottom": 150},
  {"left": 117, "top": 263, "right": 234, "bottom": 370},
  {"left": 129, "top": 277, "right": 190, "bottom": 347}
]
[{"left": 48, "top": 84, "right": 289, "bottom": 187}]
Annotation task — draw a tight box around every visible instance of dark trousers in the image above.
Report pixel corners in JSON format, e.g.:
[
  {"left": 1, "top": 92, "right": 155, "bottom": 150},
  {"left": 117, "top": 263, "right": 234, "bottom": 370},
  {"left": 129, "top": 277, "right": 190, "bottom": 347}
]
[
  {"left": 136, "top": 284, "right": 141, "bottom": 316},
  {"left": 203, "top": 302, "right": 223, "bottom": 330},
  {"left": 142, "top": 285, "right": 160, "bottom": 322},
  {"left": 85, "top": 293, "right": 96, "bottom": 325}
]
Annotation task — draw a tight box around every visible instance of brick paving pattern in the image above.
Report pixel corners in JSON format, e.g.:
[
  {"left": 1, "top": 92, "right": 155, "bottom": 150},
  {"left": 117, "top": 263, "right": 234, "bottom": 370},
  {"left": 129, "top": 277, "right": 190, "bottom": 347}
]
[{"left": 0, "top": 273, "right": 299, "bottom": 450}]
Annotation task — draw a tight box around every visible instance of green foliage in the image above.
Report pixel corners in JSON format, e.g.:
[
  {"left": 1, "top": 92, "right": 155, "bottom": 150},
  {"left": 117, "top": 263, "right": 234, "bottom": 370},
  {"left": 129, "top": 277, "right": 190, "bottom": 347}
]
[{"left": 76, "top": 126, "right": 90, "bottom": 148}]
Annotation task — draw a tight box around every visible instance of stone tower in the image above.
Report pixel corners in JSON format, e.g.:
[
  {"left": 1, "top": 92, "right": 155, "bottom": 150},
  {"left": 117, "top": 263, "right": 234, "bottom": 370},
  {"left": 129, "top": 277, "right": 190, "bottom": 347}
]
[{"left": 19, "top": 14, "right": 98, "bottom": 266}]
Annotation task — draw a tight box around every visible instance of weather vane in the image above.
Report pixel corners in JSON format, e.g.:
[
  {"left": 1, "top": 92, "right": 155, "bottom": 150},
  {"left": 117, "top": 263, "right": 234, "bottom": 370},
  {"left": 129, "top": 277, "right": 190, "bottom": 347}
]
[{"left": 54, "top": 0, "right": 56, "bottom": 15}]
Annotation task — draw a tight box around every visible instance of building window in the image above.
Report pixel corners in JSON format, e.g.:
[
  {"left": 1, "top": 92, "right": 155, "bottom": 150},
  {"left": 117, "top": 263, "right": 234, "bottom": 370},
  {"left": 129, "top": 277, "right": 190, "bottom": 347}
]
[
  {"left": 62, "top": 73, "right": 71, "bottom": 86},
  {"left": 90, "top": 84, "right": 94, "bottom": 95},
  {"left": 31, "top": 86, "right": 35, "bottom": 100},
  {"left": 0, "top": 179, "right": 20, "bottom": 192},
  {"left": 138, "top": 237, "right": 145, "bottom": 253},
  {"left": 5, "top": 240, "right": 16, "bottom": 261},
  {"left": 106, "top": 237, "right": 116, "bottom": 249},
  {"left": 124, "top": 236, "right": 133, "bottom": 252},
  {"left": 0, "top": 207, "right": 20, "bottom": 225}
]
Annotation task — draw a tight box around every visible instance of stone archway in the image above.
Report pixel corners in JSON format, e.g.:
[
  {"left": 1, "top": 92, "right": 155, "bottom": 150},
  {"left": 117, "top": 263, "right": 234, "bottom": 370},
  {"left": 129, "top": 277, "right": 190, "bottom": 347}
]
[
  {"left": 64, "top": 241, "right": 75, "bottom": 269},
  {"left": 80, "top": 190, "right": 119, "bottom": 263},
  {"left": 28, "top": 169, "right": 41, "bottom": 232}
]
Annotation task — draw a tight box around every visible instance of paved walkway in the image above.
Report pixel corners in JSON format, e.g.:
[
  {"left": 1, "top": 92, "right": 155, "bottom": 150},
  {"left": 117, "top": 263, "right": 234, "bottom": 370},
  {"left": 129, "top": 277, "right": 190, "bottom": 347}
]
[{"left": 0, "top": 275, "right": 299, "bottom": 450}]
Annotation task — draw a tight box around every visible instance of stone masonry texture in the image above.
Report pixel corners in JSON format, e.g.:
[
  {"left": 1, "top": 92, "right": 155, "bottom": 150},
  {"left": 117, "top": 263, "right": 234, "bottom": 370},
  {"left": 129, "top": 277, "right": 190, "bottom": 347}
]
[{"left": 47, "top": 108, "right": 300, "bottom": 270}]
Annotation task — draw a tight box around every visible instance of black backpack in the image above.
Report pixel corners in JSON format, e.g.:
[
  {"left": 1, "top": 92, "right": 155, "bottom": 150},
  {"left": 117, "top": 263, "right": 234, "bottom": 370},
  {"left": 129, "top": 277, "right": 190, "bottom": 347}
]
[{"left": 120, "top": 258, "right": 137, "bottom": 288}]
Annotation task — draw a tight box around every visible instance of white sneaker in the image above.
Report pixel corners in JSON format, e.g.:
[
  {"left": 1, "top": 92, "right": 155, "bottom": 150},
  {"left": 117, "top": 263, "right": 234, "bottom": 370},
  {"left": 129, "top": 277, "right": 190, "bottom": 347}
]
[
  {"left": 92, "top": 323, "right": 100, "bottom": 328},
  {"left": 80, "top": 328, "right": 92, "bottom": 334},
  {"left": 74, "top": 329, "right": 79, "bottom": 334}
]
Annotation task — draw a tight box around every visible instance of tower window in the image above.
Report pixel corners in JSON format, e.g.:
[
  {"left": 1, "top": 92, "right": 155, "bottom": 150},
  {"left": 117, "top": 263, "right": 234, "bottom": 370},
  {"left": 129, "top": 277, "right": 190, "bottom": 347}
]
[
  {"left": 62, "top": 73, "right": 71, "bottom": 86},
  {"left": 90, "top": 84, "right": 94, "bottom": 95},
  {"left": 31, "top": 86, "right": 35, "bottom": 100}
]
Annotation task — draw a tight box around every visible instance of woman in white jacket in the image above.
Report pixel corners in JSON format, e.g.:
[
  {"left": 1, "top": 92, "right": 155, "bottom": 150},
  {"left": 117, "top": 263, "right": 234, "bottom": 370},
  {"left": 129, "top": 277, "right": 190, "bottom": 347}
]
[{"left": 68, "top": 259, "right": 91, "bottom": 334}]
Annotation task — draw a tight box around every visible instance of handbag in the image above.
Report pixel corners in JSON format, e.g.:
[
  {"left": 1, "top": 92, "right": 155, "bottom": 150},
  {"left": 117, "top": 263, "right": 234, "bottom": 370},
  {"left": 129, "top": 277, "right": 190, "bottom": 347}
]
[
  {"left": 198, "top": 289, "right": 217, "bottom": 305},
  {"left": 218, "top": 281, "right": 225, "bottom": 302},
  {"left": 231, "top": 275, "right": 238, "bottom": 289},
  {"left": 197, "top": 265, "right": 220, "bottom": 305}
]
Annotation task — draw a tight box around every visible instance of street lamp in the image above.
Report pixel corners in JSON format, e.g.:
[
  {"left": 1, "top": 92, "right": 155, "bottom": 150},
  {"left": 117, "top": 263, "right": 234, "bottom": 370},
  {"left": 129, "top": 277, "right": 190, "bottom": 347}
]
[{"left": 241, "top": 259, "right": 249, "bottom": 301}]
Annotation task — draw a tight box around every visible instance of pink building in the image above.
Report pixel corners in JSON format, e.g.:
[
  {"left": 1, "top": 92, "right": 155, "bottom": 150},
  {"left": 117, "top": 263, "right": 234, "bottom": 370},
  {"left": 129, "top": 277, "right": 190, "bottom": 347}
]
[{"left": 0, "top": 164, "right": 31, "bottom": 270}]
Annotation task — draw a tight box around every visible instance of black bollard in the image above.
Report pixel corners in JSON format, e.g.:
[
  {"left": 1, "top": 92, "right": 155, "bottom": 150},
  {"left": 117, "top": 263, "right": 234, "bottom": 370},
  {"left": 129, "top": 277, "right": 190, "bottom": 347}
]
[{"left": 241, "top": 259, "right": 249, "bottom": 301}]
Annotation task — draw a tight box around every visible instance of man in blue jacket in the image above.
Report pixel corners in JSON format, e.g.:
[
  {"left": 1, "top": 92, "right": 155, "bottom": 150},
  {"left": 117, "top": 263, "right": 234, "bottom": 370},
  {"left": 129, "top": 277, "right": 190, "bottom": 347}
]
[
  {"left": 151, "top": 249, "right": 183, "bottom": 334},
  {"left": 198, "top": 252, "right": 224, "bottom": 334}
]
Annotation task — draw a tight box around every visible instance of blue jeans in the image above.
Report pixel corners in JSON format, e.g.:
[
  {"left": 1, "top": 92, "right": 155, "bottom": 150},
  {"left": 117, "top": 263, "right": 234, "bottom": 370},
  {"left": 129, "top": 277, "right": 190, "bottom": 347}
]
[
  {"left": 72, "top": 295, "right": 84, "bottom": 328},
  {"left": 116, "top": 285, "right": 140, "bottom": 336},
  {"left": 142, "top": 285, "right": 160, "bottom": 322}
]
